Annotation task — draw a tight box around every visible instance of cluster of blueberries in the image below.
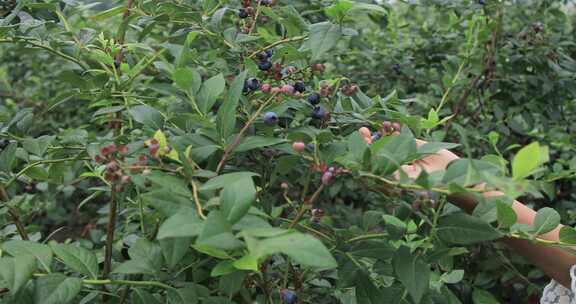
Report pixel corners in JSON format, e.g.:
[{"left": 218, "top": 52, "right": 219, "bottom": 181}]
[{"left": 256, "top": 49, "right": 274, "bottom": 71}]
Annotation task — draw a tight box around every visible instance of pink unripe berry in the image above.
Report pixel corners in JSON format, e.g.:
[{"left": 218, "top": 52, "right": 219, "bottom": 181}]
[
  {"left": 321, "top": 171, "right": 333, "bottom": 185},
  {"left": 281, "top": 182, "right": 289, "bottom": 190},
  {"left": 271, "top": 87, "right": 281, "bottom": 94},
  {"left": 281, "top": 84, "right": 295, "bottom": 95},
  {"left": 106, "top": 161, "right": 119, "bottom": 173},
  {"left": 382, "top": 121, "right": 392, "bottom": 129},
  {"left": 292, "top": 141, "right": 305, "bottom": 153},
  {"left": 392, "top": 122, "right": 401, "bottom": 131},
  {"left": 261, "top": 83, "right": 271, "bottom": 93},
  {"left": 121, "top": 175, "right": 131, "bottom": 184},
  {"left": 118, "top": 145, "right": 128, "bottom": 155}
]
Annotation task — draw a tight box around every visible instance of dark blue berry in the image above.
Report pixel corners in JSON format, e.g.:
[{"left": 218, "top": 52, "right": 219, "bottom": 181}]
[
  {"left": 307, "top": 92, "right": 321, "bottom": 105},
  {"left": 256, "top": 52, "right": 268, "bottom": 61},
  {"left": 0, "top": 139, "right": 9, "bottom": 150},
  {"left": 294, "top": 82, "right": 306, "bottom": 93},
  {"left": 262, "top": 0, "right": 273, "bottom": 6},
  {"left": 238, "top": 8, "right": 249, "bottom": 18},
  {"left": 265, "top": 49, "right": 274, "bottom": 58},
  {"left": 258, "top": 60, "right": 272, "bottom": 71},
  {"left": 372, "top": 132, "right": 381, "bottom": 142},
  {"left": 312, "top": 106, "right": 327, "bottom": 119},
  {"left": 244, "top": 78, "right": 260, "bottom": 92},
  {"left": 263, "top": 112, "right": 279, "bottom": 125},
  {"left": 478, "top": 0, "right": 486, "bottom": 4},
  {"left": 281, "top": 289, "right": 297, "bottom": 304}
]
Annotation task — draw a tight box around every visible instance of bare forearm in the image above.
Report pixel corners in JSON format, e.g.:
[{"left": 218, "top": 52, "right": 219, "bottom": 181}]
[{"left": 448, "top": 192, "right": 576, "bottom": 288}]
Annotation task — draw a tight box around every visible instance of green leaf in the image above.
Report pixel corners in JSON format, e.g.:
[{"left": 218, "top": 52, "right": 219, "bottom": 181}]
[
  {"left": 559, "top": 226, "right": 576, "bottom": 244},
  {"left": 248, "top": 231, "right": 337, "bottom": 269},
  {"left": 173, "top": 67, "right": 202, "bottom": 94},
  {"left": 49, "top": 243, "right": 98, "bottom": 279},
  {"left": 232, "top": 254, "right": 259, "bottom": 271},
  {"left": 90, "top": 5, "right": 124, "bottom": 20},
  {"left": 440, "top": 269, "right": 464, "bottom": 284},
  {"left": 496, "top": 200, "right": 517, "bottom": 228},
  {"left": 355, "top": 272, "right": 386, "bottom": 304},
  {"left": 437, "top": 213, "right": 503, "bottom": 245},
  {"left": 2, "top": 240, "right": 53, "bottom": 273},
  {"left": 128, "top": 105, "right": 165, "bottom": 129},
  {"left": 160, "top": 237, "right": 193, "bottom": 270},
  {"left": 324, "top": 0, "right": 353, "bottom": 20},
  {"left": 442, "top": 159, "right": 500, "bottom": 187},
  {"left": 235, "top": 136, "right": 285, "bottom": 153},
  {"left": 417, "top": 142, "right": 460, "bottom": 155},
  {"left": 532, "top": 207, "right": 560, "bottom": 235},
  {"left": 512, "top": 142, "right": 543, "bottom": 180},
  {"left": 114, "top": 239, "right": 163, "bottom": 275},
  {"left": 197, "top": 211, "right": 243, "bottom": 250},
  {"left": 217, "top": 71, "right": 247, "bottom": 141},
  {"left": 372, "top": 133, "right": 416, "bottom": 175},
  {"left": 0, "top": 142, "right": 17, "bottom": 173},
  {"left": 0, "top": 255, "right": 36, "bottom": 295},
  {"left": 221, "top": 176, "right": 256, "bottom": 224},
  {"left": 157, "top": 207, "right": 204, "bottom": 239},
  {"left": 393, "top": 246, "right": 429, "bottom": 304},
  {"left": 308, "top": 22, "right": 342, "bottom": 60},
  {"left": 197, "top": 73, "right": 225, "bottom": 114},
  {"left": 133, "top": 289, "right": 163, "bottom": 304},
  {"left": 34, "top": 274, "right": 82, "bottom": 304},
  {"left": 211, "top": 260, "right": 236, "bottom": 277},
  {"left": 21, "top": 136, "right": 54, "bottom": 156},
  {"left": 472, "top": 288, "right": 500, "bottom": 304},
  {"left": 200, "top": 172, "right": 259, "bottom": 191}
]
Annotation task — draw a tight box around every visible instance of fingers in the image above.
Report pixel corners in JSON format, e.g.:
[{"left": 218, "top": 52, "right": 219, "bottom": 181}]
[{"left": 358, "top": 127, "right": 372, "bottom": 145}]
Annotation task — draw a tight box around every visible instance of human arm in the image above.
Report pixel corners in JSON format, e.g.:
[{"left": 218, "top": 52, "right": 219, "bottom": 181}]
[{"left": 359, "top": 128, "right": 576, "bottom": 288}]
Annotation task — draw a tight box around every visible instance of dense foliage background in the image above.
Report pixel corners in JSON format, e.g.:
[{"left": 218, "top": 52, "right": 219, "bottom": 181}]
[{"left": 1, "top": 0, "right": 576, "bottom": 303}]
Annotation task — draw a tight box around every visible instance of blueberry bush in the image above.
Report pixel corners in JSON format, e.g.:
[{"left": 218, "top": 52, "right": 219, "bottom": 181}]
[{"left": 1, "top": 0, "right": 576, "bottom": 303}]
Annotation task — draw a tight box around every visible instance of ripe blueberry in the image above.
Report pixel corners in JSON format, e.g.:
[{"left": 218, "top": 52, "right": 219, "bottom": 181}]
[
  {"left": 307, "top": 92, "right": 321, "bottom": 105},
  {"left": 265, "top": 49, "right": 274, "bottom": 58},
  {"left": 294, "top": 81, "right": 306, "bottom": 93},
  {"left": 263, "top": 112, "right": 279, "bottom": 125},
  {"left": 281, "top": 289, "right": 297, "bottom": 304},
  {"left": 238, "top": 8, "right": 249, "bottom": 19},
  {"left": 244, "top": 78, "right": 260, "bottom": 92},
  {"left": 312, "top": 106, "right": 327, "bottom": 119},
  {"left": 258, "top": 60, "right": 272, "bottom": 71},
  {"left": 0, "top": 139, "right": 10, "bottom": 150},
  {"left": 372, "top": 132, "right": 382, "bottom": 141}
]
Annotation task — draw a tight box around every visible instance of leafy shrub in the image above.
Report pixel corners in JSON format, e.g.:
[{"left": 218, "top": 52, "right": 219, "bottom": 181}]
[{"left": 0, "top": 0, "right": 575, "bottom": 303}]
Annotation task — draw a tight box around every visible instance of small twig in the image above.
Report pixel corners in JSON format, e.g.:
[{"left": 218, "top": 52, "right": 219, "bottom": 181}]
[
  {"left": 216, "top": 94, "right": 277, "bottom": 173},
  {"left": 4, "top": 157, "right": 88, "bottom": 188},
  {"left": 190, "top": 180, "right": 207, "bottom": 220},
  {"left": 248, "top": 36, "right": 307, "bottom": 59},
  {"left": 0, "top": 185, "right": 29, "bottom": 240},
  {"left": 102, "top": 190, "right": 118, "bottom": 279},
  {"left": 289, "top": 184, "right": 324, "bottom": 229},
  {"left": 0, "top": 37, "right": 88, "bottom": 70}
]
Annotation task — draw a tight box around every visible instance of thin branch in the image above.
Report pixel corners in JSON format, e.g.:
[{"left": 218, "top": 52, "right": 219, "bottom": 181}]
[
  {"left": 0, "top": 37, "right": 88, "bottom": 70},
  {"left": 0, "top": 185, "right": 29, "bottom": 240},
  {"left": 191, "top": 180, "right": 207, "bottom": 219},
  {"left": 248, "top": 36, "right": 307, "bottom": 59},
  {"left": 289, "top": 184, "right": 324, "bottom": 229}
]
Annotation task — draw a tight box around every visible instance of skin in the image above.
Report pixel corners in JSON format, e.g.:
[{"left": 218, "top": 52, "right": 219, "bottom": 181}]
[{"left": 361, "top": 129, "right": 576, "bottom": 289}]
